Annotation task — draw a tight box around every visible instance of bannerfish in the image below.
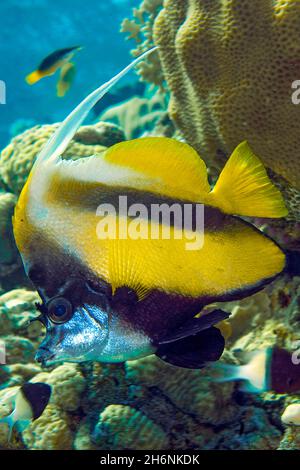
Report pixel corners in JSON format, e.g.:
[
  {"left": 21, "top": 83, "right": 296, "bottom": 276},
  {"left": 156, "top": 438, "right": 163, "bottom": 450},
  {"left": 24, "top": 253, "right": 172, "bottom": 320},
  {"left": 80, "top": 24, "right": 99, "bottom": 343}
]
[
  {"left": 13, "top": 48, "right": 289, "bottom": 369},
  {"left": 56, "top": 62, "right": 76, "bottom": 98},
  {"left": 212, "top": 347, "right": 300, "bottom": 393},
  {"left": 281, "top": 403, "right": 300, "bottom": 426},
  {"left": 0, "top": 382, "right": 51, "bottom": 440},
  {"left": 25, "top": 46, "right": 82, "bottom": 85}
]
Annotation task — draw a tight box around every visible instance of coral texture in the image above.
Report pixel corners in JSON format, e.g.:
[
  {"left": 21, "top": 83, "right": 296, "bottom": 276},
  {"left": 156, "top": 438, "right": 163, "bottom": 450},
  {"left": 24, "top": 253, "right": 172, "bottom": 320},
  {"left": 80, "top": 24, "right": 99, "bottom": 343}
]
[
  {"left": 100, "top": 91, "right": 167, "bottom": 139},
  {"left": 121, "top": 0, "right": 164, "bottom": 87},
  {"left": 0, "top": 122, "right": 126, "bottom": 289},
  {"left": 0, "top": 276, "right": 299, "bottom": 449},
  {"left": 94, "top": 404, "right": 169, "bottom": 450},
  {"left": 153, "top": 0, "right": 300, "bottom": 190},
  {"left": 0, "top": 192, "right": 18, "bottom": 266}
]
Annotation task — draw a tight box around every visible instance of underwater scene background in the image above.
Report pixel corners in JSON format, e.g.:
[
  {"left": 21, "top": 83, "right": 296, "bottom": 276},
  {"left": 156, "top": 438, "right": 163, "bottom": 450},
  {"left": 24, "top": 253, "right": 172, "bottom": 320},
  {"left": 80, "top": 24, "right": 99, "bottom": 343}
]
[{"left": 0, "top": 0, "right": 300, "bottom": 450}]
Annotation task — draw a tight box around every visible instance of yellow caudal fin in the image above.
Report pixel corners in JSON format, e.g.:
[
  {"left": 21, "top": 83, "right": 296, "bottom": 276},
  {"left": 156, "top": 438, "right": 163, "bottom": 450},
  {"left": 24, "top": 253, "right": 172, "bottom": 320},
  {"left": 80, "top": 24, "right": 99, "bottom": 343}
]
[
  {"left": 25, "top": 70, "right": 43, "bottom": 85},
  {"left": 209, "top": 141, "right": 288, "bottom": 218}
]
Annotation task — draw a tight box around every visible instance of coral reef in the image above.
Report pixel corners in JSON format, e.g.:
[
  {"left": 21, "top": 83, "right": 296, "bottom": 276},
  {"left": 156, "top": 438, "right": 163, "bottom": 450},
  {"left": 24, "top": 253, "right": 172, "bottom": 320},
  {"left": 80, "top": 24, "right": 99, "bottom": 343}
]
[
  {"left": 0, "top": 273, "right": 299, "bottom": 450},
  {"left": 0, "top": 54, "right": 299, "bottom": 449},
  {"left": 0, "top": 289, "right": 43, "bottom": 367},
  {"left": 0, "top": 122, "right": 125, "bottom": 195},
  {"left": 22, "top": 405, "right": 73, "bottom": 450},
  {"left": 0, "top": 122, "right": 126, "bottom": 291},
  {"left": 122, "top": 0, "right": 300, "bottom": 241},
  {"left": 93, "top": 404, "right": 169, "bottom": 450},
  {"left": 153, "top": 0, "right": 300, "bottom": 187},
  {"left": 99, "top": 91, "right": 168, "bottom": 139},
  {"left": 121, "top": 0, "right": 164, "bottom": 87}
]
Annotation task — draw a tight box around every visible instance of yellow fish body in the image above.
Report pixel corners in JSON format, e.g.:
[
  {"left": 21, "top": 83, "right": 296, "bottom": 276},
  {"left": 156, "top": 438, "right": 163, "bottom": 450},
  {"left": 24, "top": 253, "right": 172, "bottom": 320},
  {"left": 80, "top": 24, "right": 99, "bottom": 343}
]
[{"left": 14, "top": 49, "right": 287, "bottom": 369}]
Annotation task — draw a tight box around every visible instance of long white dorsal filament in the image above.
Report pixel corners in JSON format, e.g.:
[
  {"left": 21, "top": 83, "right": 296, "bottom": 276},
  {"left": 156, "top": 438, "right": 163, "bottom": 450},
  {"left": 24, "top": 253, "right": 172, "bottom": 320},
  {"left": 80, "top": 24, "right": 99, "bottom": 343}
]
[{"left": 34, "top": 47, "right": 157, "bottom": 168}]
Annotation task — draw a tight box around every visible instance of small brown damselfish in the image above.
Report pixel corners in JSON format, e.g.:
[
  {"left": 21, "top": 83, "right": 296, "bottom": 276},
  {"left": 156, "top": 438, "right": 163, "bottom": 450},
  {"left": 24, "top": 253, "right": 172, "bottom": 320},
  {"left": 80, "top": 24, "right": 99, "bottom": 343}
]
[{"left": 14, "top": 48, "right": 288, "bottom": 369}]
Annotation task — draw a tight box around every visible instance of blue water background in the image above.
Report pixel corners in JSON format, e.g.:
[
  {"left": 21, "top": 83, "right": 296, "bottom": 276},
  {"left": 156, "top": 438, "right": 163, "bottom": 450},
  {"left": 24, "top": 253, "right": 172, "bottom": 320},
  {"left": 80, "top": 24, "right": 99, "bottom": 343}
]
[{"left": 0, "top": 0, "right": 140, "bottom": 148}]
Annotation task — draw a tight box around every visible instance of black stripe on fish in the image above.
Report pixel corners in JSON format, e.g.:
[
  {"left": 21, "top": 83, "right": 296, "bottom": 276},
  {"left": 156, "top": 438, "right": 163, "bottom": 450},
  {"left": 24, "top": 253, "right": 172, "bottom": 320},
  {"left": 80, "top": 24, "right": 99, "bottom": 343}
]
[
  {"left": 25, "top": 227, "right": 285, "bottom": 343},
  {"left": 269, "top": 347, "right": 300, "bottom": 394}
]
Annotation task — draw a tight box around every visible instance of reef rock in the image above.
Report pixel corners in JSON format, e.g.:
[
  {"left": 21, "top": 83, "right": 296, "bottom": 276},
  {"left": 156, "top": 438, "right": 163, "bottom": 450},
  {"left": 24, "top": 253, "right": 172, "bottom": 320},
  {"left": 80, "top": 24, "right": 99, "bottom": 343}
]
[{"left": 153, "top": 0, "right": 300, "bottom": 189}]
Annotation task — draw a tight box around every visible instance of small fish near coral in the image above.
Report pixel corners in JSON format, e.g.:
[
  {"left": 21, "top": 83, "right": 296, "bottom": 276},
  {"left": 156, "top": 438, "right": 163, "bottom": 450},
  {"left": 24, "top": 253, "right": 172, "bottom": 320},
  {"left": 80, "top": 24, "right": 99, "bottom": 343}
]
[
  {"left": 25, "top": 46, "right": 82, "bottom": 96},
  {"left": 13, "top": 48, "right": 291, "bottom": 371},
  {"left": 0, "top": 382, "right": 51, "bottom": 440},
  {"left": 212, "top": 346, "right": 300, "bottom": 394}
]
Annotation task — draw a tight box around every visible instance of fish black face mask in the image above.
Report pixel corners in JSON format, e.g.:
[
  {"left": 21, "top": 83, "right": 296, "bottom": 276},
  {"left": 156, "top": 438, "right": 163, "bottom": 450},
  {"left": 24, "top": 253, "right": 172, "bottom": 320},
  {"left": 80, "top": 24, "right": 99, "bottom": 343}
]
[{"left": 13, "top": 48, "right": 288, "bottom": 369}]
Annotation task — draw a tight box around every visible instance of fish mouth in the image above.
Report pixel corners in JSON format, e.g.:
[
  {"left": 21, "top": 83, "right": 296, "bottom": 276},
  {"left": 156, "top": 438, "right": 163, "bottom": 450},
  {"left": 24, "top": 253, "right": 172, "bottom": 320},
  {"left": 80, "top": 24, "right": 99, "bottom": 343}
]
[
  {"left": 35, "top": 347, "right": 57, "bottom": 367},
  {"left": 35, "top": 346, "right": 93, "bottom": 367}
]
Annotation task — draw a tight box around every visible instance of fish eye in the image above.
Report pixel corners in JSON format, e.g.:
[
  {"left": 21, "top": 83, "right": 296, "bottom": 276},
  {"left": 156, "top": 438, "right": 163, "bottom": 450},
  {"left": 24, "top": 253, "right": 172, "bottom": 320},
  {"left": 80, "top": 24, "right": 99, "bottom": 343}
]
[{"left": 47, "top": 297, "right": 73, "bottom": 324}]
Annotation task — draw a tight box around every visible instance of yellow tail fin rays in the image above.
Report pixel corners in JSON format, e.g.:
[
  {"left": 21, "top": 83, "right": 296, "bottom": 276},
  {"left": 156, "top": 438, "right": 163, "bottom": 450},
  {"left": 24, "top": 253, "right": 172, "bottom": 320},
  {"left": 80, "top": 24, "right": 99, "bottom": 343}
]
[{"left": 210, "top": 141, "right": 288, "bottom": 218}]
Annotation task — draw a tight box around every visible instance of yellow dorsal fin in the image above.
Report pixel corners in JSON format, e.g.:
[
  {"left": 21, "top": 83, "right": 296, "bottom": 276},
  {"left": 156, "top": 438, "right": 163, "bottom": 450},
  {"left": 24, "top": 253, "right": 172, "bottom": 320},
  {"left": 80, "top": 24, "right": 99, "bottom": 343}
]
[
  {"left": 104, "top": 137, "right": 211, "bottom": 200},
  {"left": 209, "top": 141, "right": 288, "bottom": 218}
]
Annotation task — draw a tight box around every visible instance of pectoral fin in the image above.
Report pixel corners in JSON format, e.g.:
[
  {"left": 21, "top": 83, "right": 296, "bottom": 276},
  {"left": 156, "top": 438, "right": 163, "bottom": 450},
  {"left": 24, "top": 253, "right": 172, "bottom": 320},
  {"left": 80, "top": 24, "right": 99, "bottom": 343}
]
[
  {"left": 156, "top": 326, "right": 225, "bottom": 369},
  {"left": 210, "top": 141, "right": 288, "bottom": 218}
]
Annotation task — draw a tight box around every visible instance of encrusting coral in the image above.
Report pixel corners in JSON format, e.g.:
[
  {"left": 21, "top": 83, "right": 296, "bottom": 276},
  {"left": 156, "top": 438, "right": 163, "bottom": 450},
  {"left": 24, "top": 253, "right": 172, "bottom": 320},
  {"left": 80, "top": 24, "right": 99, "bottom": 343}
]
[
  {"left": 21, "top": 404, "right": 73, "bottom": 450},
  {"left": 153, "top": 0, "right": 300, "bottom": 190},
  {"left": 0, "top": 289, "right": 42, "bottom": 366}
]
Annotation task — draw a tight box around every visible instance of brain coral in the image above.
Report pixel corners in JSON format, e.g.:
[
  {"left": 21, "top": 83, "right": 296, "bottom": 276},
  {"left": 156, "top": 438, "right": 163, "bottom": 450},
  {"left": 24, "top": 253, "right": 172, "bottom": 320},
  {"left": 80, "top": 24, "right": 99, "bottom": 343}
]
[
  {"left": 153, "top": 0, "right": 300, "bottom": 193},
  {"left": 0, "top": 122, "right": 124, "bottom": 194}
]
